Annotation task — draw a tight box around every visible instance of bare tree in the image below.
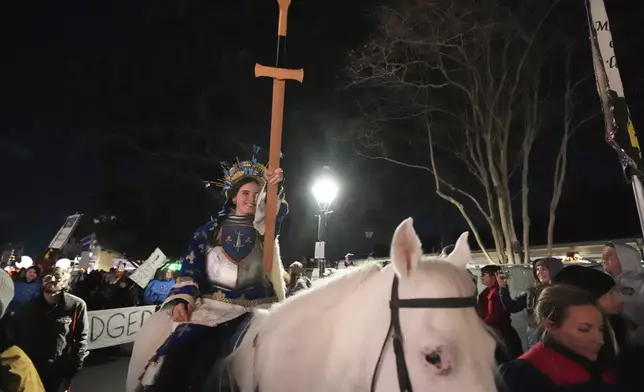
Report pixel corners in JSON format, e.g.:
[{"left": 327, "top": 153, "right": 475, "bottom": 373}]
[
  {"left": 345, "top": 0, "right": 566, "bottom": 263},
  {"left": 546, "top": 46, "right": 596, "bottom": 256}
]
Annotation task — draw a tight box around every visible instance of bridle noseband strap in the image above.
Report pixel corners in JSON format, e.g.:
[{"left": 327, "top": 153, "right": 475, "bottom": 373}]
[{"left": 370, "top": 275, "right": 477, "bottom": 392}]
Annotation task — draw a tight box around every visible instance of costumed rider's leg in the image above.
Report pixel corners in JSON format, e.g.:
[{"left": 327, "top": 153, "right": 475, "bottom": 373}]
[
  {"left": 138, "top": 281, "right": 202, "bottom": 388},
  {"left": 129, "top": 307, "right": 175, "bottom": 391},
  {"left": 253, "top": 183, "right": 286, "bottom": 302}
]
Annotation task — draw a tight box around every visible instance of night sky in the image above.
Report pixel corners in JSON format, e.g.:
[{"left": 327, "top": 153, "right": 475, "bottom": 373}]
[{"left": 2, "top": 0, "right": 644, "bottom": 263}]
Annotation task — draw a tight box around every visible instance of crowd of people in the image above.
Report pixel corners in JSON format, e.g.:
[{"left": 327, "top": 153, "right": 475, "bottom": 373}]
[
  {"left": 7, "top": 265, "right": 179, "bottom": 313},
  {"left": 0, "top": 262, "right": 187, "bottom": 392},
  {"left": 4, "top": 146, "right": 644, "bottom": 392},
  {"left": 441, "top": 242, "right": 644, "bottom": 392}
]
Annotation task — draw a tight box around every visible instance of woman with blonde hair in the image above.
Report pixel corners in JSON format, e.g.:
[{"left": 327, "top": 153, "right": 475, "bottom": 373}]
[{"left": 499, "top": 284, "right": 622, "bottom": 392}]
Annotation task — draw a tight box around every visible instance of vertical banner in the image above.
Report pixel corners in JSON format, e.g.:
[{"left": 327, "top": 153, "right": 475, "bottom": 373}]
[
  {"left": 80, "top": 233, "right": 95, "bottom": 251},
  {"left": 586, "top": 0, "right": 643, "bottom": 173},
  {"left": 49, "top": 214, "right": 82, "bottom": 250},
  {"left": 129, "top": 248, "right": 167, "bottom": 288}
]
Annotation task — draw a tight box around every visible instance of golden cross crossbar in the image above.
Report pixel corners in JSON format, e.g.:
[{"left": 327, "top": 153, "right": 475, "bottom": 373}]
[{"left": 254, "top": 64, "right": 304, "bottom": 82}]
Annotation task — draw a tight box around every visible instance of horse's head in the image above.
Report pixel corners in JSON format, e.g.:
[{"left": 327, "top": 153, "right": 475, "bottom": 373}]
[{"left": 379, "top": 218, "right": 497, "bottom": 392}]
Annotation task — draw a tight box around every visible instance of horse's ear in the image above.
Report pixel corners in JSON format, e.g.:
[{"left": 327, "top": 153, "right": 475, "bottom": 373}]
[
  {"left": 391, "top": 218, "right": 422, "bottom": 277},
  {"left": 447, "top": 232, "right": 470, "bottom": 268}
]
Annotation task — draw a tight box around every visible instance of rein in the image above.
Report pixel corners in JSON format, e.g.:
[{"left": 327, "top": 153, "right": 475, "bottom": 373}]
[{"left": 370, "top": 275, "right": 477, "bottom": 392}]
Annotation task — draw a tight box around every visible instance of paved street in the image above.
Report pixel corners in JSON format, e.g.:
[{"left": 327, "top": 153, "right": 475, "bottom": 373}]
[{"left": 72, "top": 347, "right": 130, "bottom": 392}]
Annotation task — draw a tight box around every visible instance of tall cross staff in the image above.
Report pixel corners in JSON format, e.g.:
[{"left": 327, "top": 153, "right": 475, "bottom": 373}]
[{"left": 255, "top": 0, "right": 304, "bottom": 273}]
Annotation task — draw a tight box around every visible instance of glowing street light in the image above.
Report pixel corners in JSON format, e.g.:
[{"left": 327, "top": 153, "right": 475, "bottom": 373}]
[
  {"left": 17, "top": 255, "right": 33, "bottom": 269},
  {"left": 312, "top": 176, "right": 338, "bottom": 212},
  {"left": 311, "top": 168, "right": 339, "bottom": 276},
  {"left": 55, "top": 258, "right": 72, "bottom": 269}
]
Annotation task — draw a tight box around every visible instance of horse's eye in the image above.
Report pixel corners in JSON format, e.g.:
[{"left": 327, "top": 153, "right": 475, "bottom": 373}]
[{"left": 425, "top": 350, "right": 441, "bottom": 365}]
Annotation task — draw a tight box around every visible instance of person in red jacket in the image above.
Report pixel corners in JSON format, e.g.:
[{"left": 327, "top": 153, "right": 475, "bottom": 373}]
[{"left": 478, "top": 265, "right": 523, "bottom": 359}]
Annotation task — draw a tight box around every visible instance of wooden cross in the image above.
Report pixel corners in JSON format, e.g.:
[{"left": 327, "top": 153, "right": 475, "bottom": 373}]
[{"left": 255, "top": 0, "right": 304, "bottom": 273}]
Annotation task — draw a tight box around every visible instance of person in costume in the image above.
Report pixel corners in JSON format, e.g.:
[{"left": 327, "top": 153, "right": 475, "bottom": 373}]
[{"left": 139, "top": 150, "right": 288, "bottom": 392}]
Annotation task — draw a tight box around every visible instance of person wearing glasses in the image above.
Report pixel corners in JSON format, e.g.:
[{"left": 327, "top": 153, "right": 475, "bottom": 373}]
[{"left": 10, "top": 267, "right": 88, "bottom": 392}]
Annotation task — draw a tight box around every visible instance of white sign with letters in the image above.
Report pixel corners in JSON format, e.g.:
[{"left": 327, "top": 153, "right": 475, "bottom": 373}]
[
  {"left": 129, "top": 248, "right": 167, "bottom": 288},
  {"left": 49, "top": 214, "right": 82, "bottom": 249},
  {"left": 88, "top": 305, "right": 156, "bottom": 350}
]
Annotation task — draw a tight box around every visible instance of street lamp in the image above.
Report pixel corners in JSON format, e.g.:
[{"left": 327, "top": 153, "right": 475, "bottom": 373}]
[
  {"left": 17, "top": 255, "right": 33, "bottom": 269},
  {"left": 312, "top": 169, "right": 339, "bottom": 277}
]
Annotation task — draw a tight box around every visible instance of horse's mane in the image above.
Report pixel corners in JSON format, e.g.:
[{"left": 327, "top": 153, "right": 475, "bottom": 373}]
[
  {"left": 258, "top": 262, "right": 383, "bottom": 332},
  {"left": 228, "top": 263, "right": 383, "bottom": 391}
]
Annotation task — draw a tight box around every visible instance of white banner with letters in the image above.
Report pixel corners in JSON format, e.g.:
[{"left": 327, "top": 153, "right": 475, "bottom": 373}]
[
  {"left": 587, "top": 0, "right": 623, "bottom": 96},
  {"left": 88, "top": 305, "right": 156, "bottom": 350}
]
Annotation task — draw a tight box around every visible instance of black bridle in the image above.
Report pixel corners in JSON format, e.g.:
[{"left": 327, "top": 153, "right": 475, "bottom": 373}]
[{"left": 370, "top": 275, "right": 478, "bottom": 392}]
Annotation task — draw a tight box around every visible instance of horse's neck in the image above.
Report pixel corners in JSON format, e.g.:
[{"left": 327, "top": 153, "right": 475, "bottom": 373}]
[{"left": 323, "top": 268, "right": 394, "bottom": 383}]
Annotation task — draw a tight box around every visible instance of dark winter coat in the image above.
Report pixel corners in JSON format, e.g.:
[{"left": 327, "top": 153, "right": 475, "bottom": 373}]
[
  {"left": 10, "top": 292, "right": 88, "bottom": 379},
  {"left": 498, "top": 340, "right": 624, "bottom": 392},
  {"left": 9, "top": 281, "right": 41, "bottom": 313}
]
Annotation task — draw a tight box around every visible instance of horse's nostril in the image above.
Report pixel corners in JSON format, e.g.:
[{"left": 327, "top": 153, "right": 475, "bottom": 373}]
[{"left": 425, "top": 350, "right": 441, "bottom": 365}]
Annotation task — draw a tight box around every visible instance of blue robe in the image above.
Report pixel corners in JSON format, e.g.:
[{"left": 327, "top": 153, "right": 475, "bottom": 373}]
[{"left": 162, "top": 200, "right": 289, "bottom": 306}]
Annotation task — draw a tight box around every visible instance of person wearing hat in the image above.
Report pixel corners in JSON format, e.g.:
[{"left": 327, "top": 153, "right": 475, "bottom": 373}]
[
  {"left": 0, "top": 270, "right": 45, "bottom": 392},
  {"left": 138, "top": 149, "right": 290, "bottom": 392},
  {"left": 602, "top": 241, "right": 644, "bottom": 347},
  {"left": 554, "top": 265, "right": 622, "bottom": 314},
  {"left": 554, "top": 265, "right": 642, "bottom": 392},
  {"left": 478, "top": 265, "right": 524, "bottom": 361},
  {"left": 344, "top": 253, "right": 355, "bottom": 267},
  {"left": 496, "top": 257, "right": 564, "bottom": 349},
  {"left": 286, "top": 261, "right": 311, "bottom": 297}
]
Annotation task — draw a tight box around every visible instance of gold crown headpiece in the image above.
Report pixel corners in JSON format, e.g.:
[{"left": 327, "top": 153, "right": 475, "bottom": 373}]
[{"left": 214, "top": 145, "right": 267, "bottom": 195}]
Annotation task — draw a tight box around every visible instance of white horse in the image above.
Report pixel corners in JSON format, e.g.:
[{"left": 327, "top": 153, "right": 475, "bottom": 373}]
[{"left": 127, "top": 218, "right": 498, "bottom": 392}]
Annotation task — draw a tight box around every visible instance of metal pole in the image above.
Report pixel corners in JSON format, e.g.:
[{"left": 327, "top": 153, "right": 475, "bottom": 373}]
[
  {"left": 586, "top": 0, "right": 644, "bottom": 237},
  {"left": 631, "top": 175, "right": 644, "bottom": 236},
  {"left": 317, "top": 211, "right": 327, "bottom": 276},
  {"left": 317, "top": 212, "right": 327, "bottom": 242}
]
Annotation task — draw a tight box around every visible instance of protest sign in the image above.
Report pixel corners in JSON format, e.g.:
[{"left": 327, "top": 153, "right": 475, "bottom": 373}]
[
  {"left": 87, "top": 305, "right": 156, "bottom": 350},
  {"left": 129, "top": 248, "right": 167, "bottom": 288},
  {"left": 49, "top": 214, "right": 82, "bottom": 249}
]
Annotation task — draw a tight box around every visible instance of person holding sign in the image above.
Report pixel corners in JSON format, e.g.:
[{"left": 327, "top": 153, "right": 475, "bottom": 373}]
[{"left": 138, "top": 147, "right": 288, "bottom": 391}]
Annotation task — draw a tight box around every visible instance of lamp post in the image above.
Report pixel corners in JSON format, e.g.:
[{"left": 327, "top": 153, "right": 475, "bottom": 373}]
[
  {"left": 312, "top": 169, "right": 339, "bottom": 277},
  {"left": 364, "top": 229, "right": 374, "bottom": 259}
]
